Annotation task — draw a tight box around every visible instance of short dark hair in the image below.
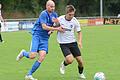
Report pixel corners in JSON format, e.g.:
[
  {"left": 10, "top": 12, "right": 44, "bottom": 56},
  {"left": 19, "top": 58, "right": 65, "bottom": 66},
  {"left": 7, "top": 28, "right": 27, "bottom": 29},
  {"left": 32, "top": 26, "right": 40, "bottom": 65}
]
[{"left": 65, "top": 5, "right": 76, "bottom": 13}]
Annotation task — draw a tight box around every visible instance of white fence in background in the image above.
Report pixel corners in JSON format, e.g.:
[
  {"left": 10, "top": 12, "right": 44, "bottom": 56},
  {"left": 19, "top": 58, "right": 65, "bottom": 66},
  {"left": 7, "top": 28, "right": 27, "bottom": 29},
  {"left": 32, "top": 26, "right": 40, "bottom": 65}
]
[
  {"left": 1, "top": 18, "right": 36, "bottom": 32},
  {"left": 1, "top": 22, "right": 19, "bottom": 32},
  {"left": 1, "top": 17, "right": 120, "bottom": 32}
]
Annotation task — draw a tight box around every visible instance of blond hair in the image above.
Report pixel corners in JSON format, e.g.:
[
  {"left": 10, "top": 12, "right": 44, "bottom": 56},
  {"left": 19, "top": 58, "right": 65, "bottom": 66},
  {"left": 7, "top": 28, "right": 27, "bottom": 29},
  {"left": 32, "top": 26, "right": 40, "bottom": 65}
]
[{"left": 66, "top": 5, "right": 76, "bottom": 13}]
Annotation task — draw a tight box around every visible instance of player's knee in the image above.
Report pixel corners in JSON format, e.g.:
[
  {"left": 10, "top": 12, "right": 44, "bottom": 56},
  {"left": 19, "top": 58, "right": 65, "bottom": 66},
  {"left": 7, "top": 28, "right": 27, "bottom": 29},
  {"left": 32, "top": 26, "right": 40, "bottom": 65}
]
[
  {"left": 65, "top": 55, "right": 74, "bottom": 64},
  {"left": 67, "top": 60, "right": 73, "bottom": 64},
  {"left": 40, "top": 54, "right": 46, "bottom": 60},
  {"left": 66, "top": 58, "right": 74, "bottom": 64},
  {"left": 29, "top": 52, "right": 37, "bottom": 59},
  {"left": 38, "top": 52, "right": 46, "bottom": 62},
  {"left": 38, "top": 56, "right": 46, "bottom": 62}
]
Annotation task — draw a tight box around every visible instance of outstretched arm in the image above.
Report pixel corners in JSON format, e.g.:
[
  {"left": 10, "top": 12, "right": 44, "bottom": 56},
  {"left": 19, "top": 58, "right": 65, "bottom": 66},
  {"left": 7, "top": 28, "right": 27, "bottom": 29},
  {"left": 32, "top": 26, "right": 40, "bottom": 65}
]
[
  {"left": 77, "top": 31, "right": 82, "bottom": 48},
  {"left": 41, "top": 23, "right": 64, "bottom": 32}
]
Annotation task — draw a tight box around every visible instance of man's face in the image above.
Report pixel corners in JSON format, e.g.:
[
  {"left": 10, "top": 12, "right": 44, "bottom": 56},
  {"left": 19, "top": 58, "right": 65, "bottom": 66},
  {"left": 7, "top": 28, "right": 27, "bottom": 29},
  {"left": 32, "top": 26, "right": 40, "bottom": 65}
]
[
  {"left": 47, "top": 3, "right": 55, "bottom": 13},
  {"left": 66, "top": 11, "right": 75, "bottom": 20}
]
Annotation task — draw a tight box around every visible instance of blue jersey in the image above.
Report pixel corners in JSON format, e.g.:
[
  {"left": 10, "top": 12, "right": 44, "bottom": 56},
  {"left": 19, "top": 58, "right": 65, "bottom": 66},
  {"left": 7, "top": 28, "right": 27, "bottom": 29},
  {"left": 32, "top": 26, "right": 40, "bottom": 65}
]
[{"left": 32, "top": 10, "right": 58, "bottom": 38}]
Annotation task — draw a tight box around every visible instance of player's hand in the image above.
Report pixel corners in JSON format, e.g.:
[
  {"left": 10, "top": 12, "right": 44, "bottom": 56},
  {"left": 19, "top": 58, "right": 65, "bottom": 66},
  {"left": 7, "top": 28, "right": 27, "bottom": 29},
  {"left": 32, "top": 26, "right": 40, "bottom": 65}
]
[
  {"left": 53, "top": 18, "right": 60, "bottom": 27},
  {"left": 48, "top": 30, "right": 54, "bottom": 35},
  {"left": 78, "top": 42, "right": 83, "bottom": 48},
  {"left": 56, "top": 26, "right": 65, "bottom": 32}
]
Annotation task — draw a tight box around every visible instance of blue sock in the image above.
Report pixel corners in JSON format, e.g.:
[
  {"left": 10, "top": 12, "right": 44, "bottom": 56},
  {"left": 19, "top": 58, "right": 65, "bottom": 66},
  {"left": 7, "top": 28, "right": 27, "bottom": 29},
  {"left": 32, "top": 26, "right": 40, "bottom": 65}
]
[
  {"left": 23, "top": 51, "right": 29, "bottom": 58},
  {"left": 28, "top": 61, "right": 41, "bottom": 75}
]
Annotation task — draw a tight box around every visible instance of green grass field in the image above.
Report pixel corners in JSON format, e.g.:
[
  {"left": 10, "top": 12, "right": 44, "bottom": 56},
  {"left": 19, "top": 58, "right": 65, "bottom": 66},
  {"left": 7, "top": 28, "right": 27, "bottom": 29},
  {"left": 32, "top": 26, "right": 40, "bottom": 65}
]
[{"left": 0, "top": 25, "right": 120, "bottom": 80}]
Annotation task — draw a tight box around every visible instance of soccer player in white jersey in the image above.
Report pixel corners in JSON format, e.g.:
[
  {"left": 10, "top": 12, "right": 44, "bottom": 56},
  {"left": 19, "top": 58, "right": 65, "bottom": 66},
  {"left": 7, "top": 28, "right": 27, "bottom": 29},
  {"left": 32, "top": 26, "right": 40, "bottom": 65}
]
[
  {"left": 57, "top": 5, "right": 86, "bottom": 79},
  {"left": 0, "top": 3, "right": 5, "bottom": 43}
]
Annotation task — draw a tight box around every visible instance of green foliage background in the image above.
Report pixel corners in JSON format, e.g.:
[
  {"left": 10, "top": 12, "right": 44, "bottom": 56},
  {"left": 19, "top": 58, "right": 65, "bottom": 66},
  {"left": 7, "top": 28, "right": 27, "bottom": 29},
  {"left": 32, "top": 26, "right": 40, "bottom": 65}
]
[{"left": 1, "top": 0, "right": 120, "bottom": 18}]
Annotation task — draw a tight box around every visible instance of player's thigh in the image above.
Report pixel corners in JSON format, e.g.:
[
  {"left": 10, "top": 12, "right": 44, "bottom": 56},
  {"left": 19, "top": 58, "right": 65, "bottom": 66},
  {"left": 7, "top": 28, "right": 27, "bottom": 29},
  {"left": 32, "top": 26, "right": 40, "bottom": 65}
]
[
  {"left": 65, "top": 54, "right": 74, "bottom": 64},
  {"left": 70, "top": 42, "right": 81, "bottom": 57},
  {"left": 60, "top": 44, "right": 74, "bottom": 63},
  {"left": 30, "top": 35, "right": 40, "bottom": 52},
  {"left": 60, "top": 44, "right": 71, "bottom": 57},
  {"left": 39, "top": 38, "right": 48, "bottom": 53},
  {"left": 38, "top": 50, "right": 47, "bottom": 62}
]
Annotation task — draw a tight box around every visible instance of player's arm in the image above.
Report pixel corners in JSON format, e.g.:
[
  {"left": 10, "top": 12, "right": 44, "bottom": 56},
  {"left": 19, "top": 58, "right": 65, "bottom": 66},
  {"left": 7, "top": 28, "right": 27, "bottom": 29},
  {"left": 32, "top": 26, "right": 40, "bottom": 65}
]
[
  {"left": 77, "top": 31, "right": 82, "bottom": 48},
  {"left": 40, "top": 12, "right": 64, "bottom": 32},
  {"left": 42, "top": 23, "right": 64, "bottom": 32},
  {"left": 74, "top": 17, "right": 82, "bottom": 48}
]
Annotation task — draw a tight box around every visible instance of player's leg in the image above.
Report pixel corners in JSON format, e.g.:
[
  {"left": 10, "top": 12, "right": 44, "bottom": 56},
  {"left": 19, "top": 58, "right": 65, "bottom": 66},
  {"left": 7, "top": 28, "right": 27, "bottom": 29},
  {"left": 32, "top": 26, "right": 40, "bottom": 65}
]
[
  {"left": 60, "top": 54, "right": 74, "bottom": 74},
  {"left": 16, "top": 35, "right": 38, "bottom": 61},
  {"left": 75, "top": 56, "right": 86, "bottom": 79},
  {"left": 27, "top": 50, "right": 46, "bottom": 76},
  {"left": 16, "top": 49, "right": 30, "bottom": 61},
  {"left": 71, "top": 42, "right": 86, "bottom": 79},
  {"left": 59, "top": 44, "right": 74, "bottom": 74},
  {"left": 25, "top": 37, "right": 48, "bottom": 80}
]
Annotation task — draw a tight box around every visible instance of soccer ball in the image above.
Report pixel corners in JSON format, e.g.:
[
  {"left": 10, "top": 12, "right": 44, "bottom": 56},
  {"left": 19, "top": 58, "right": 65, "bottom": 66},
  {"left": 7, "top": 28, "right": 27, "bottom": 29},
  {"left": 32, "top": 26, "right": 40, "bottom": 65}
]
[{"left": 94, "top": 72, "right": 105, "bottom": 80}]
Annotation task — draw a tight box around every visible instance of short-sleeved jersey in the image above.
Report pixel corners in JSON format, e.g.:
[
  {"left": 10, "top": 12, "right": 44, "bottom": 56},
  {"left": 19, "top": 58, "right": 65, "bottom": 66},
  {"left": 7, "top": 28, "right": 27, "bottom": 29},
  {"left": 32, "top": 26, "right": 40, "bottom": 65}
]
[
  {"left": 57, "top": 15, "right": 81, "bottom": 44},
  {"left": 32, "top": 10, "right": 58, "bottom": 38}
]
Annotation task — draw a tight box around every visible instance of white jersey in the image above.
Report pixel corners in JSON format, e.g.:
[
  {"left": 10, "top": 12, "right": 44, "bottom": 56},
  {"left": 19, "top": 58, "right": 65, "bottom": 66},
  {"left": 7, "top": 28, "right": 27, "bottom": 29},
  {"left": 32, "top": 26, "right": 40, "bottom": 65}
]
[{"left": 57, "top": 15, "right": 81, "bottom": 44}]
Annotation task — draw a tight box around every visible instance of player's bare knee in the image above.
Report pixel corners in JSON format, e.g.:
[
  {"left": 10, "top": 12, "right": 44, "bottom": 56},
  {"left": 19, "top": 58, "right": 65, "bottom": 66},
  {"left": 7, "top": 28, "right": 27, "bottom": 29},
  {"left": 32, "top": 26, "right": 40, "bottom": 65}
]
[
  {"left": 66, "top": 57, "right": 74, "bottom": 64},
  {"left": 67, "top": 60, "right": 73, "bottom": 64},
  {"left": 65, "top": 54, "right": 74, "bottom": 64},
  {"left": 38, "top": 56, "right": 45, "bottom": 62},
  {"left": 39, "top": 55, "right": 46, "bottom": 60},
  {"left": 38, "top": 52, "right": 46, "bottom": 62},
  {"left": 29, "top": 52, "right": 37, "bottom": 59}
]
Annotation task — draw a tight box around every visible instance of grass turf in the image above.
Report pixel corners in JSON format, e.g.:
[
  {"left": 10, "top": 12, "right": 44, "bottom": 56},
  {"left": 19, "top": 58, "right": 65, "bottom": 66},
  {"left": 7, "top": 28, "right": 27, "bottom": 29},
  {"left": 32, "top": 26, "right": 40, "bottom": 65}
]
[{"left": 0, "top": 25, "right": 120, "bottom": 80}]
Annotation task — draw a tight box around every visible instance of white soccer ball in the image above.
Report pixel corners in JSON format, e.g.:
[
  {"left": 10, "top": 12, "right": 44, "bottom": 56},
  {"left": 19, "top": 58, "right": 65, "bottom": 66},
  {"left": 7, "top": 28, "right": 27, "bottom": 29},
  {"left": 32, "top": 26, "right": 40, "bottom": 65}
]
[{"left": 94, "top": 72, "right": 105, "bottom": 80}]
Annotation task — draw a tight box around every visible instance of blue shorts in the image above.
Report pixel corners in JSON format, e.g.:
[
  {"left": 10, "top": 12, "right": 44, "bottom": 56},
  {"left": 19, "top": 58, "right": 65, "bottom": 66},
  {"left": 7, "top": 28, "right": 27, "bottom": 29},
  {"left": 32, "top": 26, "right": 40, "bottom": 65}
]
[{"left": 30, "top": 34, "right": 48, "bottom": 53}]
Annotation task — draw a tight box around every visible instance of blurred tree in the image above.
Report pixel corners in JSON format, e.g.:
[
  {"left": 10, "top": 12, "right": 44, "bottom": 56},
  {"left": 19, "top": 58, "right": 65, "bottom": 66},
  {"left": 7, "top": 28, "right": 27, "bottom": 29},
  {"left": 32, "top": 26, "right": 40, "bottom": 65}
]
[
  {"left": 1, "top": 0, "right": 120, "bottom": 18},
  {"left": 104, "top": 0, "right": 120, "bottom": 16},
  {"left": 56, "top": 0, "right": 69, "bottom": 15}
]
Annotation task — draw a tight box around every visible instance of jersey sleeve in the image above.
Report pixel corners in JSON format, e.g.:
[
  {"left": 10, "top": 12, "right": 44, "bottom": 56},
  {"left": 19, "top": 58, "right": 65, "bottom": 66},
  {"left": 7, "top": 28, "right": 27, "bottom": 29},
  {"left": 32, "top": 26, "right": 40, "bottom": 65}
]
[
  {"left": 40, "top": 12, "right": 47, "bottom": 24},
  {"left": 74, "top": 17, "right": 81, "bottom": 32},
  {"left": 54, "top": 12, "right": 58, "bottom": 18}
]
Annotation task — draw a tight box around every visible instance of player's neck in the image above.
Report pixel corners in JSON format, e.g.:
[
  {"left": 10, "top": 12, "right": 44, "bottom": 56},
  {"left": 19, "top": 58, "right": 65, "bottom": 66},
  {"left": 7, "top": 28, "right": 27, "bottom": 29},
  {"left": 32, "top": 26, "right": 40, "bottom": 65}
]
[
  {"left": 46, "top": 10, "right": 53, "bottom": 14},
  {"left": 65, "top": 16, "right": 71, "bottom": 21}
]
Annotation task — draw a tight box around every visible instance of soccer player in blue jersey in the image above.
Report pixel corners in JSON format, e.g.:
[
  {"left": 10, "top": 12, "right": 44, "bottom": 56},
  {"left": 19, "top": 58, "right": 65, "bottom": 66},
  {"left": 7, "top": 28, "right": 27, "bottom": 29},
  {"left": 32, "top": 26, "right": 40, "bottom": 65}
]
[{"left": 16, "top": 0, "right": 64, "bottom": 80}]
